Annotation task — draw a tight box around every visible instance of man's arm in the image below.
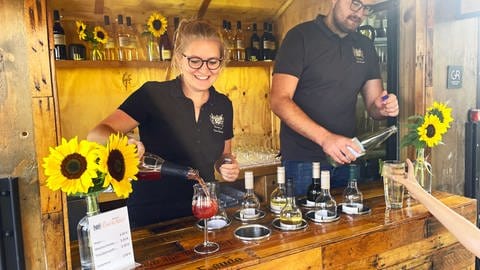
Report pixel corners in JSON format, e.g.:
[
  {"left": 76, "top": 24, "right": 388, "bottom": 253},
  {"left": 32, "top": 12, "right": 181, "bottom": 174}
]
[{"left": 269, "top": 73, "right": 361, "bottom": 164}]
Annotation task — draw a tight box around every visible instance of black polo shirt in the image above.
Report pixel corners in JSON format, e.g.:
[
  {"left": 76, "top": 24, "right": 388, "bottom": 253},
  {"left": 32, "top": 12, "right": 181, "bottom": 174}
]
[
  {"left": 119, "top": 77, "right": 233, "bottom": 227},
  {"left": 274, "top": 15, "right": 380, "bottom": 162}
]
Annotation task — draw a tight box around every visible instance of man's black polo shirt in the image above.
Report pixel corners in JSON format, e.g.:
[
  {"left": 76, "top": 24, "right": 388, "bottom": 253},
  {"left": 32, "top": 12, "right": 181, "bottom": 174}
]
[
  {"left": 119, "top": 77, "right": 233, "bottom": 226},
  {"left": 274, "top": 15, "right": 381, "bottom": 162}
]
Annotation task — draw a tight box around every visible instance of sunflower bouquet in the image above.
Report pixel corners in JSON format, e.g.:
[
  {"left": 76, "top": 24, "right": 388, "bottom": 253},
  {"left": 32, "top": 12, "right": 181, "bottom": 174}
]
[
  {"left": 75, "top": 21, "right": 108, "bottom": 60},
  {"left": 400, "top": 101, "right": 453, "bottom": 192},
  {"left": 42, "top": 133, "right": 140, "bottom": 198},
  {"left": 143, "top": 12, "right": 168, "bottom": 61}
]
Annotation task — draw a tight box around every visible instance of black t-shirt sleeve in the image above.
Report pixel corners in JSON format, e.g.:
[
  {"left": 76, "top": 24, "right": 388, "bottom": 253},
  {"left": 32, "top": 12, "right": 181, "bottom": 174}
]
[
  {"left": 224, "top": 98, "right": 234, "bottom": 140},
  {"left": 273, "top": 27, "right": 305, "bottom": 78},
  {"left": 365, "top": 40, "right": 381, "bottom": 81},
  {"left": 118, "top": 83, "right": 152, "bottom": 123}
]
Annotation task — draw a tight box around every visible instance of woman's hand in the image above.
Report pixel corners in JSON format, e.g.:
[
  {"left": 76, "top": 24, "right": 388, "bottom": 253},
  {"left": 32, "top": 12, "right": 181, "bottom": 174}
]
[
  {"left": 216, "top": 153, "right": 240, "bottom": 182},
  {"left": 127, "top": 137, "right": 145, "bottom": 159}
]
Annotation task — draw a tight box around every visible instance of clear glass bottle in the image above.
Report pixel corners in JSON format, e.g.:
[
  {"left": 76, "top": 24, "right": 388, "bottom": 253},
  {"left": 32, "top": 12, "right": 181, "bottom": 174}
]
[
  {"left": 116, "top": 15, "right": 130, "bottom": 61},
  {"left": 306, "top": 162, "right": 321, "bottom": 206},
  {"left": 234, "top": 21, "right": 245, "bottom": 61},
  {"left": 269, "top": 166, "right": 287, "bottom": 214},
  {"left": 77, "top": 193, "right": 100, "bottom": 269},
  {"left": 103, "top": 15, "right": 118, "bottom": 61},
  {"left": 279, "top": 178, "right": 303, "bottom": 228},
  {"left": 342, "top": 164, "right": 363, "bottom": 210},
  {"left": 53, "top": 10, "right": 67, "bottom": 60},
  {"left": 329, "top": 125, "right": 398, "bottom": 167},
  {"left": 126, "top": 16, "right": 139, "bottom": 61},
  {"left": 314, "top": 170, "right": 337, "bottom": 219},
  {"left": 240, "top": 171, "right": 260, "bottom": 219}
]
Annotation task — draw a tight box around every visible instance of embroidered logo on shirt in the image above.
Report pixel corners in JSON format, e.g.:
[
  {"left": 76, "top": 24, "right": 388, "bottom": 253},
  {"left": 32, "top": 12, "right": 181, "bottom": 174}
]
[
  {"left": 352, "top": 47, "right": 366, "bottom": 64},
  {"left": 210, "top": 113, "right": 224, "bottom": 134}
]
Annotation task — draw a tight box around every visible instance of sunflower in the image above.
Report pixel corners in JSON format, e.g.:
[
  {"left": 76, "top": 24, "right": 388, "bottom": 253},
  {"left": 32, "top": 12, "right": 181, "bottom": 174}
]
[
  {"left": 417, "top": 114, "right": 447, "bottom": 148},
  {"left": 427, "top": 101, "right": 453, "bottom": 129},
  {"left": 147, "top": 12, "right": 168, "bottom": 37},
  {"left": 43, "top": 137, "right": 100, "bottom": 195},
  {"left": 93, "top": 26, "right": 108, "bottom": 44},
  {"left": 99, "top": 134, "right": 139, "bottom": 198},
  {"left": 76, "top": 21, "right": 87, "bottom": 41}
]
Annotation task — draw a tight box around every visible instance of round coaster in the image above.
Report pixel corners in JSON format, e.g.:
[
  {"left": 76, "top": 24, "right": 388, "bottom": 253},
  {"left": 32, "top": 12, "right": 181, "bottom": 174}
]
[
  {"left": 196, "top": 215, "right": 231, "bottom": 230},
  {"left": 234, "top": 224, "right": 271, "bottom": 241},
  {"left": 233, "top": 209, "right": 266, "bottom": 221},
  {"left": 338, "top": 203, "right": 372, "bottom": 215}
]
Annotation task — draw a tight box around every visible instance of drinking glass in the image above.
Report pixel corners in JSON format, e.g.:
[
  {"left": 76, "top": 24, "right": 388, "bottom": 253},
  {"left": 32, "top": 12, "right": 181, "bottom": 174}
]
[
  {"left": 381, "top": 160, "right": 405, "bottom": 209},
  {"left": 192, "top": 182, "right": 219, "bottom": 254}
]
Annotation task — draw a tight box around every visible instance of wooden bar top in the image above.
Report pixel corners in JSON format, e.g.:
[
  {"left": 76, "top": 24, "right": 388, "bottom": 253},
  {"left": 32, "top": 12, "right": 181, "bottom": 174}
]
[{"left": 71, "top": 181, "right": 477, "bottom": 269}]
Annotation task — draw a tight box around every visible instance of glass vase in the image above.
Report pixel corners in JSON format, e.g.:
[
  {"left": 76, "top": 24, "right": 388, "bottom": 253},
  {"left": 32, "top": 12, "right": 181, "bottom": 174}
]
[
  {"left": 90, "top": 43, "right": 105, "bottom": 61},
  {"left": 146, "top": 34, "right": 160, "bottom": 61},
  {"left": 77, "top": 193, "right": 100, "bottom": 269},
  {"left": 413, "top": 148, "right": 433, "bottom": 193}
]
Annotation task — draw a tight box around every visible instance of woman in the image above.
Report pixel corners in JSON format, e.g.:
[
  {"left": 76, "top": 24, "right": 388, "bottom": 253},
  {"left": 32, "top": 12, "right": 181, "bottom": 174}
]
[
  {"left": 87, "top": 19, "right": 240, "bottom": 227},
  {"left": 387, "top": 159, "right": 480, "bottom": 258}
]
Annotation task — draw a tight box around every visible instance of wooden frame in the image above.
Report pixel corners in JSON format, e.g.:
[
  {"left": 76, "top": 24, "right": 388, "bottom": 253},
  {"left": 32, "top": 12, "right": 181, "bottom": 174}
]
[{"left": 457, "top": 0, "right": 480, "bottom": 19}]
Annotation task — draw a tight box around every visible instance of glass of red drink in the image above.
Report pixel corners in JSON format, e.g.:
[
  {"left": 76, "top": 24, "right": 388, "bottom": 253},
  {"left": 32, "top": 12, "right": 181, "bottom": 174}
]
[{"left": 192, "top": 182, "right": 219, "bottom": 254}]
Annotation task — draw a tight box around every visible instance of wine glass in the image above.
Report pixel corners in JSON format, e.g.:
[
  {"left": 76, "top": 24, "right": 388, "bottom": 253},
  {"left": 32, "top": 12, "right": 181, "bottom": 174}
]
[{"left": 192, "top": 182, "right": 219, "bottom": 254}]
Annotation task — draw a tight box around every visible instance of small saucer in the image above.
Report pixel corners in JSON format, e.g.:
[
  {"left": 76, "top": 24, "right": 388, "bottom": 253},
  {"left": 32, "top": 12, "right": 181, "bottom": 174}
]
[
  {"left": 234, "top": 224, "right": 271, "bottom": 241},
  {"left": 297, "top": 198, "right": 317, "bottom": 209},
  {"left": 196, "top": 215, "right": 231, "bottom": 230},
  {"left": 305, "top": 210, "right": 340, "bottom": 223},
  {"left": 272, "top": 218, "right": 308, "bottom": 231},
  {"left": 338, "top": 203, "right": 371, "bottom": 215},
  {"left": 234, "top": 209, "right": 266, "bottom": 221}
]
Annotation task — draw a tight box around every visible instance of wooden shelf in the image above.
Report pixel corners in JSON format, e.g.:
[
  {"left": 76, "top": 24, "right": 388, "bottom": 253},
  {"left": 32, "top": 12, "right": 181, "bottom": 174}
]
[{"left": 54, "top": 60, "right": 274, "bottom": 69}]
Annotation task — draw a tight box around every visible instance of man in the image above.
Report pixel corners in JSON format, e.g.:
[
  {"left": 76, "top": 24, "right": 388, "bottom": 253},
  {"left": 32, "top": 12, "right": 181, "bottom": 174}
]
[{"left": 270, "top": 0, "right": 399, "bottom": 195}]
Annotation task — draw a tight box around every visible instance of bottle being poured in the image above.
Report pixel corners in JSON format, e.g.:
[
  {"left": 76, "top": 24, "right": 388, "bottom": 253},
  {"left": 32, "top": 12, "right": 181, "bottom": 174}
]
[
  {"left": 329, "top": 125, "right": 398, "bottom": 167},
  {"left": 138, "top": 152, "right": 209, "bottom": 195}
]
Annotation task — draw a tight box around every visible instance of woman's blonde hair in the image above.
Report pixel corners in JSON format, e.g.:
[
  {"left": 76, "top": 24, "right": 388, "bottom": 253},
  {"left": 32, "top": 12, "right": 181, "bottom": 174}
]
[{"left": 171, "top": 18, "right": 227, "bottom": 73}]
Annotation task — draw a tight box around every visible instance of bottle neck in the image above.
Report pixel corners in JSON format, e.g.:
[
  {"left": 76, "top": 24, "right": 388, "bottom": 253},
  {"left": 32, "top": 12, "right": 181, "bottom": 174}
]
[{"left": 85, "top": 194, "right": 100, "bottom": 216}]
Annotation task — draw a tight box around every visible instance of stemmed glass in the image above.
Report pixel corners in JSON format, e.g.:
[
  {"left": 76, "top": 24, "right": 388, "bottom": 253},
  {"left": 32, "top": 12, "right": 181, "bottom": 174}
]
[{"left": 192, "top": 182, "right": 219, "bottom": 254}]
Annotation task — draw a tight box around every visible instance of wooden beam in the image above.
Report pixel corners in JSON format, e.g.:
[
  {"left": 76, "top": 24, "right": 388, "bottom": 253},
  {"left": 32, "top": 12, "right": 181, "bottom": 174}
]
[
  {"left": 273, "top": 0, "right": 294, "bottom": 21},
  {"left": 197, "top": 0, "right": 211, "bottom": 19},
  {"left": 94, "top": 0, "right": 103, "bottom": 14}
]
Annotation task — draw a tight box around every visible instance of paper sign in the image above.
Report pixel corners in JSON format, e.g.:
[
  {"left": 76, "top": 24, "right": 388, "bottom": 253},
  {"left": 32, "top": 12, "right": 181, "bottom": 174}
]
[{"left": 89, "top": 206, "right": 136, "bottom": 270}]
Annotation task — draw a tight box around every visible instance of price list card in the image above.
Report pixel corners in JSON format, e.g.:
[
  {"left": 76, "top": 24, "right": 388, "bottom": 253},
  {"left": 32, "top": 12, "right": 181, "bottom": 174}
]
[{"left": 89, "top": 206, "right": 136, "bottom": 270}]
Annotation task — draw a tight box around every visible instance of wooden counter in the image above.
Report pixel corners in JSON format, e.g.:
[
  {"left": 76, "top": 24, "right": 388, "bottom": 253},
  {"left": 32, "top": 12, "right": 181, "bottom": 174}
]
[{"left": 71, "top": 182, "right": 477, "bottom": 269}]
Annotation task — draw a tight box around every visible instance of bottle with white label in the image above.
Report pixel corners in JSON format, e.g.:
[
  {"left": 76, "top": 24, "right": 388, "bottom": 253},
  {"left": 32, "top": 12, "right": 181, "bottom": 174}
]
[
  {"left": 314, "top": 170, "right": 337, "bottom": 220},
  {"left": 342, "top": 164, "right": 364, "bottom": 214},
  {"left": 240, "top": 171, "right": 260, "bottom": 219},
  {"left": 269, "top": 166, "right": 287, "bottom": 214}
]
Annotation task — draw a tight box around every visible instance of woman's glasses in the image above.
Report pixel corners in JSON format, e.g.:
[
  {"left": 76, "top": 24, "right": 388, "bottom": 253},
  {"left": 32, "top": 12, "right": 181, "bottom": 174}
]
[{"left": 182, "top": 54, "right": 223, "bottom": 70}]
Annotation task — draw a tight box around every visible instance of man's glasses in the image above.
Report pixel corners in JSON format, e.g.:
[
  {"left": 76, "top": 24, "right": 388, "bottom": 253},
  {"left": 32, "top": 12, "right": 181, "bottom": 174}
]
[
  {"left": 350, "top": 0, "right": 374, "bottom": 16},
  {"left": 182, "top": 54, "right": 223, "bottom": 70}
]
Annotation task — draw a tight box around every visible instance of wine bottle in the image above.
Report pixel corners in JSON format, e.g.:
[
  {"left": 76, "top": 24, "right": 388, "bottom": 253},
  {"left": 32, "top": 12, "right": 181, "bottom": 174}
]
[
  {"left": 125, "top": 16, "right": 139, "bottom": 60},
  {"left": 306, "top": 162, "right": 321, "bottom": 206},
  {"left": 160, "top": 31, "right": 172, "bottom": 61},
  {"left": 240, "top": 171, "right": 260, "bottom": 219},
  {"left": 103, "top": 15, "right": 118, "bottom": 61},
  {"left": 116, "top": 15, "right": 130, "bottom": 61},
  {"left": 137, "top": 152, "right": 199, "bottom": 180},
  {"left": 234, "top": 21, "right": 245, "bottom": 61},
  {"left": 260, "top": 22, "right": 270, "bottom": 61},
  {"left": 269, "top": 166, "right": 287, "bottom": 214},
  {"left": 249, "top": 23, "right": 260, "bottom": 61},
  {"left": 279, "top": 178, "right": 303, "bottom": 228},
  {"left": 53, "top": 10, "right": 67, "bottom": 60},
  {"left": 314, "top": 170, "right": 337, "bottom": 219},
  {"left": 342, "top": 164, "right": 363, "bottom": 213},
  {"left": 329, "top": 125, "right": 398, "bottom": 166},
  {"left": 268, "top": 23, "right": 276, "bottom": 60}
]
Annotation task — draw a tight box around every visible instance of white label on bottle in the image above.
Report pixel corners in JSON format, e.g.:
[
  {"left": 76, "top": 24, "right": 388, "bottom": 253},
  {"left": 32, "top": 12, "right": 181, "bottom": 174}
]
[
  {"left": 236, "top": 40, "right": 244, "bottom": 49},
  {"left": 347, "top": 137, "right": 365, "bottom": 158},
  {"left": 240, "top": 208, "right": 258, "bottom": 219},
  {"left": 118, "top": 36, "right": 131, "bottom": 47},
  {"left": 54, "top": 34, "right": 66, "bottom": 45},
  {"left": 105, "top": 38, "right": 115, "bottom": 49},
  {"left": 162, "top": 50, "right": 171, "bottom": 60},
  {"left": 270, "top": 203, "right": 283, "bottom": 213},
  {"left": 315, "top": 210, "right": 336, "bottom": 220},
  {"left": 305, "top": 199, "right": 316, "bottom": 206},
  {"left": 252, "top": 41, "right": 260, "bottom": 50},
  {"left": 342, "top": 203, "right": 362, "bottom": 214},
  {"left": 280, "top": 222, "right": 299, "bottom": 229}
]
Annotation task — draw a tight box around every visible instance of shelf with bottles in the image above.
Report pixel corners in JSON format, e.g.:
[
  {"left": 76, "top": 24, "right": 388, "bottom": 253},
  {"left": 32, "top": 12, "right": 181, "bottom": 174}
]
[{"left": 53, "top": 59, "right": 275, "bottom": 69}]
